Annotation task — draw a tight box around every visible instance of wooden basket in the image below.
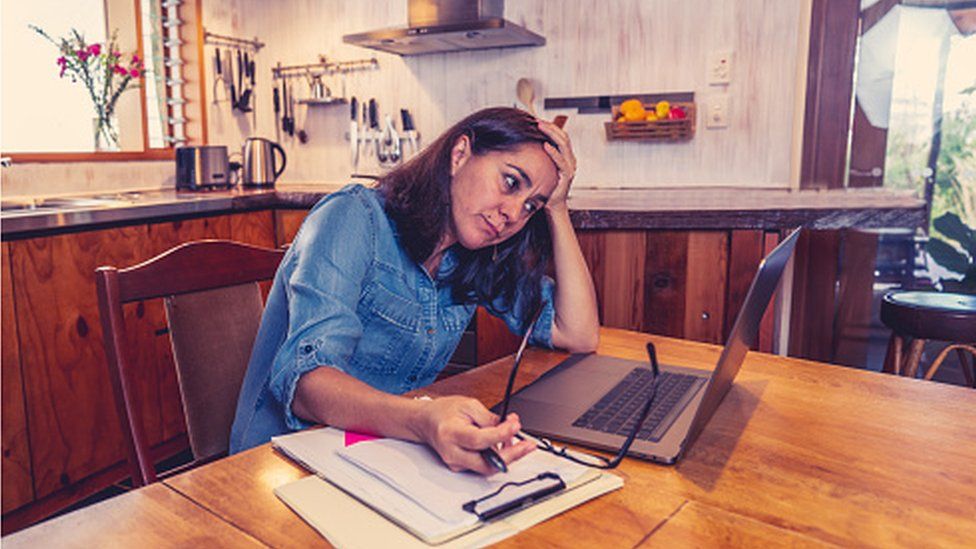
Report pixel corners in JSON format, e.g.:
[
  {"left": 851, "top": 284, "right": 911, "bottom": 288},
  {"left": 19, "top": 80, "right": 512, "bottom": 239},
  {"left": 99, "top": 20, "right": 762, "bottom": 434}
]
[{"left": 604, "top": 101, "right": 695, "bottom": 142}]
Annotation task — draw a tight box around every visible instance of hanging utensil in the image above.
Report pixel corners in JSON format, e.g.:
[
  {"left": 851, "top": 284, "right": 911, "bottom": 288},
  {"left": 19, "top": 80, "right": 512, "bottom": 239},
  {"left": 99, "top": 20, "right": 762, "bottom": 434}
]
[
  {"left": 249, "top": 53, "right": 257, "bottom": 125},
  {"left": 273, "top": 84, "right": 281, "bottom": 142},
  {"left": 212, "top": 48, "right": 225, "bottom": 105},
  {"left": 384, "top": 114, "right": 401, "bottom": 164},
  {"left": 516, "top": 78, "right": 537, "bottom": 116},
  {"left": 372, "top": 100, "right": 388, "bottom": 163},
  {"left": 228, "top": 49, "right": 237, "bottom": 109},
  {"left": 350, "top": 96, "right": 359, "bottom": 169},
  {"left": 280, "top": 78, "right": 290, "bottom": 136},
  {"left": 401, "top": 108, "right": 417, "bottom": 158},
  {"left": 237, "top": 50, "right": 252, "bottom": 113},
  {"left": 296, "top": 98, "right": 309, "bottom": 144},
  {"left": 287, "top": 80, "right": 296, "bottom": 137}
]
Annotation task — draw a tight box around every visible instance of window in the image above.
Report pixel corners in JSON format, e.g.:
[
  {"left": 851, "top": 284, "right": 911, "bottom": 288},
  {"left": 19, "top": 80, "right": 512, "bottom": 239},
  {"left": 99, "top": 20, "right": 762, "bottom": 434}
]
[{"left": 0, "top": 0, "right": 200, "bottom": 159}]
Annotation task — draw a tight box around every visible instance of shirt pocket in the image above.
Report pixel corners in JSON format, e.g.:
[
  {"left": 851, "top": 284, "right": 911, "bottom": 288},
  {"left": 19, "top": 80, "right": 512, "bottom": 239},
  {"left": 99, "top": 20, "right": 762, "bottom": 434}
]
[{"left": 352, "top": 283, "right": 422, "bottom": 375}]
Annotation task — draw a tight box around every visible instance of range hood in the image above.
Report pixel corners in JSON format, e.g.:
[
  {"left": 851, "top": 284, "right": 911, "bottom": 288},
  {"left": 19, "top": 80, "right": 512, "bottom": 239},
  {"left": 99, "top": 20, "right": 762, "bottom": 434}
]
[{"left": 343, "top": 0, "right": 545, "bottom": 56}]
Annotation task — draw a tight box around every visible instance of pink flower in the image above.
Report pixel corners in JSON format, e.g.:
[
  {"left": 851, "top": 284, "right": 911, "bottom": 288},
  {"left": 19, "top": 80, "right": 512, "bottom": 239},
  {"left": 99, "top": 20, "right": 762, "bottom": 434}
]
[
  {"left": 114, "top": 65, "right": 127, "bottom": 75},
  {"left": 56, "top": 56, "right": 67, "bottom": 66},
  {"left": 131, "top": 54, "right": 140, "bottom": 65},
  {"left": 88, "top": 43, "right": 101, "bottom": 56},
  {"left": 129, "top": 68, "right": 141, "bottom": 78},
  {"left": 77, "top": 49, "right": 90, "bottom": 61}
]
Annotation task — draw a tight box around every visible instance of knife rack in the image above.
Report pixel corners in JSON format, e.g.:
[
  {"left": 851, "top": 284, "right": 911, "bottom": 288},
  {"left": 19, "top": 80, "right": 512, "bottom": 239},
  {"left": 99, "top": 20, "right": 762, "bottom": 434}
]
[
  {"left": 272, "top": 56, "right": 378, "bottom": 81},
  {"left": 203, "top": 29, "right": 264, "bottom": 51}
]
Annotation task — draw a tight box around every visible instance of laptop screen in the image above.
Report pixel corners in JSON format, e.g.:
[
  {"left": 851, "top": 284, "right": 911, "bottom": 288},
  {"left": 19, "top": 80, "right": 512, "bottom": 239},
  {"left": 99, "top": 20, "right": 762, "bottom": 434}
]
[{"left": 680, "top": 229, "right": 800, "bottom": 451}]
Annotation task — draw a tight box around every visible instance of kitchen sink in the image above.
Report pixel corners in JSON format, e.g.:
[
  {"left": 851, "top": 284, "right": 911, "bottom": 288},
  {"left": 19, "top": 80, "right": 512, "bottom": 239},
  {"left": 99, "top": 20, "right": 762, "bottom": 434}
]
[{"left": 1, "top": 195, "right": 136, "bottom": 214}]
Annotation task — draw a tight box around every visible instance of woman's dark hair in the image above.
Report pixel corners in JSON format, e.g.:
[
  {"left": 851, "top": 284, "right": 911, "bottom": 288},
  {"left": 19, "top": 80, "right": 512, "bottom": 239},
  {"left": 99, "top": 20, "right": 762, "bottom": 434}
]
[{"left": 377, "top": 107, "right": 556, "bottom": 326}]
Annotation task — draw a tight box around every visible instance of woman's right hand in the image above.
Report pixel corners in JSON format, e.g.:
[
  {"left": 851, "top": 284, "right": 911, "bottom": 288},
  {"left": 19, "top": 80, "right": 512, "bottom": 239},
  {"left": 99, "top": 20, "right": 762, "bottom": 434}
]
[{"left": 415, "top": 396, "right": 536, "bottom": 474}]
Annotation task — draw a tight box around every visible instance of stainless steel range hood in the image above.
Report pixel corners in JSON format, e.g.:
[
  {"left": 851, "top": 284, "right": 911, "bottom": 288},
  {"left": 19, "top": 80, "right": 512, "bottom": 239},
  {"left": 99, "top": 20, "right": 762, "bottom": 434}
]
[{"left": 343, "top": 0, "right": 545, "bottom": 56}]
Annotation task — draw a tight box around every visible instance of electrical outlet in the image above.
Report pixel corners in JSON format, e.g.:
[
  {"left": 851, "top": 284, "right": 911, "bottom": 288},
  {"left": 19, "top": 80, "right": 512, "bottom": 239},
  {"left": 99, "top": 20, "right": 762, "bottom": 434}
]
[
  {"left": 705, "top": 95, "right": 730, "bottom": 129},
  {"left": 707, "top": 50, "right": 733, "bottom": 85}
]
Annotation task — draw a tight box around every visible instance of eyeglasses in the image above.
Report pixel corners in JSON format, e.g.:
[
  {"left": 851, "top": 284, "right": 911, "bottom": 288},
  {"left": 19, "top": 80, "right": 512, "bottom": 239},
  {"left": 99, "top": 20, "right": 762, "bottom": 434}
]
[{"left": 497, "top": 308, "right": 661, "bottom": 469}]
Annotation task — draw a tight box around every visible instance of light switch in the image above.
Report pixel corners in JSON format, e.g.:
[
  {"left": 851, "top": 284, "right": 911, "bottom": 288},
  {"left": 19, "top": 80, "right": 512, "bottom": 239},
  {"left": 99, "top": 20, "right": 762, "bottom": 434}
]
[
  {"left": 705, "top": 95, "right": 729, "bottom": 129},
  {"left": 707, "top": 50, "right": 733, "bottom": 85}
]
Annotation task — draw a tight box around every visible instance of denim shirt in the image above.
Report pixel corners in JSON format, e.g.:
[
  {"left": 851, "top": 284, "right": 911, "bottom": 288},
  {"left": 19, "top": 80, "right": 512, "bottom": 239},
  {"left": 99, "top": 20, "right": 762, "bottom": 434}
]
[{"left": 229, "top": 184, "right": 555, "bottom": 453}]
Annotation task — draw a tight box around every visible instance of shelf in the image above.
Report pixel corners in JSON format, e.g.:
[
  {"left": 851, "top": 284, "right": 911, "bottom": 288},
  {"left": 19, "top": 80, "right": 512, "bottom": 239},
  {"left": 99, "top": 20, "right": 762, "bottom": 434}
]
[{"left": 296, "top": 97, "right": 348, "bottom": 106}]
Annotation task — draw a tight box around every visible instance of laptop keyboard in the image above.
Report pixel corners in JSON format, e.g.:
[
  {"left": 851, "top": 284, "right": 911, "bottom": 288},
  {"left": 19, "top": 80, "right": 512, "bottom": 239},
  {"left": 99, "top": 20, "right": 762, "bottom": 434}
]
[{"left": 571, "top": 368, "right": 701, "bottom": 443}]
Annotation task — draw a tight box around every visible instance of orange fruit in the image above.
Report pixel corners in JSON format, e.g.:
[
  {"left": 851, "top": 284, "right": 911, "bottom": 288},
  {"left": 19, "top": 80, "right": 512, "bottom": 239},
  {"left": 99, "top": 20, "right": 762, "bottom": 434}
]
[
  {"left": 645, "top": 112, "right": 659, "bottom": 122},
  {"left": 623, "top": 107, "right": 646, "bottom": 121},
  {"left": 620, "top": 99, "right": 643, "bottom": 114}
]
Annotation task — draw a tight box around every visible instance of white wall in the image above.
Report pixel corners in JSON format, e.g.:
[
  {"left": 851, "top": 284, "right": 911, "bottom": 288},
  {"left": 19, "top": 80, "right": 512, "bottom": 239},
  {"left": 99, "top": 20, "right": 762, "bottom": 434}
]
[
  {"left": 205, "top": 0, "right": 809, "bottom": 189},
  {"left": 2, "top": 0, "right": 810, "bottom": 196}
]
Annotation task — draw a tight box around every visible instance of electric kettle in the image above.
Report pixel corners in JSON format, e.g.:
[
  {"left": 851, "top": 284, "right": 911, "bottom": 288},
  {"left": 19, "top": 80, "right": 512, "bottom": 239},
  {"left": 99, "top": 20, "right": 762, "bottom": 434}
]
[{"left": 242, "top": 137, "right": 286, "bottom": 187}]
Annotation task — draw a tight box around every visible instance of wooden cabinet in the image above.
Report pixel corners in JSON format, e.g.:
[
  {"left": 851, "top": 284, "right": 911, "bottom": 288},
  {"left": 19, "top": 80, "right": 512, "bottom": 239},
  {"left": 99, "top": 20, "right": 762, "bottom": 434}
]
[
  {"left": 274, "top": 209, "right": 309, "bottom": 247},
  {"left": 2, "top": 243, "right": 34, "bottom": 513},
  {"left": 1, "top": 211, "right": 275, "bottom": 530},
  {"left": 579, "top": 229, "right": 780, "bottom": 349}
]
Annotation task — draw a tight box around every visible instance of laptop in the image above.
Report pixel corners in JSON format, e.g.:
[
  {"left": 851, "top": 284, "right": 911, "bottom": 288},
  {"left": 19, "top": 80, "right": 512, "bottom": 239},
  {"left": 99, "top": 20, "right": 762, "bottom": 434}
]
[{"left": 499, "top": 229, "right": 800, "bottom": 465}]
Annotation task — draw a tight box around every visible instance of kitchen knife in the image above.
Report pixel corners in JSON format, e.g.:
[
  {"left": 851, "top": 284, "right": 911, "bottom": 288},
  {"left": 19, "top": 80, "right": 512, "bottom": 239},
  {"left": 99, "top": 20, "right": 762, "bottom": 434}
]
[
  {"left": 237, "top": 50, "right": 252, "bottom": 113},
  {"left": 236, "top": 49, "right": 244, "bottom": 111},
  {"left": 350, "top": 96, "right": 359, "bottom": 169},
  {"left": 287, "top": 81, "right": 295, "bottom": 136},
  {"left": 400, "top": 108, "right": 417, "bottom": 158},
  {"left": 368, "top": 98, "right": 379, "bottom": 158},
  {"left": 361, "top": 102, "right": 371, "bottom": 158},
  {"left": 212, "top": 49, "right": 224, "bottom": 105},
  {"left": 281, "top": 78, "right": 290, "bottom": 135},
  {"left": 228, "top": 49, "right": 237, "bottom": 109},
  {"left": 273, "top": 85, "right": 281, "bottom": 142}
]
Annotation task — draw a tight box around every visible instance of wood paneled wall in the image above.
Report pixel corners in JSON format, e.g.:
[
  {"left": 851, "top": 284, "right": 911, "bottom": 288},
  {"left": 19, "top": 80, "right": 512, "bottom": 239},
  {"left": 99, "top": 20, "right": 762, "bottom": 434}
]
[
  {"left": 204, "top": 0, "right": 807, "bottom": 189},
  {"left": 580, "top": 229, "right": 779, "bottom": 349}
]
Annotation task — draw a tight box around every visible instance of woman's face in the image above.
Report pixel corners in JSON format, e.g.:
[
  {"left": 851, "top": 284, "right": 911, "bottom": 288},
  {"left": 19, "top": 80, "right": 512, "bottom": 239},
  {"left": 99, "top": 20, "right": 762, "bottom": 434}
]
[{"left": 448, "top": 136, "right": 559, "bottom": 250}]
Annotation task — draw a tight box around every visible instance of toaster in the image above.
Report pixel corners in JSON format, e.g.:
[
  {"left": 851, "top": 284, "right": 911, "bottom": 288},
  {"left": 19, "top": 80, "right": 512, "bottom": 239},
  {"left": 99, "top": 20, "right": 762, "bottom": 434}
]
[{"left": 175, "top": 146, "right": 234, "bottom": 190}]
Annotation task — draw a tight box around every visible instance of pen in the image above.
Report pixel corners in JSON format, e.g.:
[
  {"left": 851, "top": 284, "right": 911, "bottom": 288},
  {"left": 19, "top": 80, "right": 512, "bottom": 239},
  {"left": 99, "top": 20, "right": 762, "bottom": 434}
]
[{"left": 480, "top": 447, "right": 507, "bottom": 473}]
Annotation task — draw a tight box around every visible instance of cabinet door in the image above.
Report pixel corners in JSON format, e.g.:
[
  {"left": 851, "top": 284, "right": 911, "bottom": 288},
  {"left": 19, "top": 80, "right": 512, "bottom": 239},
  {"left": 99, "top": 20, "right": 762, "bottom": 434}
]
[
  {"left": 2, "top": 243, "right": 34, "bottom": 512},
  {"left": 229, "top": 211, "right": 276, "bottom": 248},
  {"left": 10, "top": 226, "right": 157, "bottom": 498},
  {"left": 274, "top": 210, "right": 309, "bottom": 247},
  {"left": 580, "top": 230, "right": 731, "bottom": 345}
]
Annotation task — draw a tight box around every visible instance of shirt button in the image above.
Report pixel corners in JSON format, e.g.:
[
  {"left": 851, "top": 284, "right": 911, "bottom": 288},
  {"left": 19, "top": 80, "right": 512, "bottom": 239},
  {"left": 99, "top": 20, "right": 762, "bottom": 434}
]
[
  {"left": 302, "top": 345, "right": 313, "bottom": 354},
  {"left": 407, "top": 374, "right": 417, "bottom": 382}
]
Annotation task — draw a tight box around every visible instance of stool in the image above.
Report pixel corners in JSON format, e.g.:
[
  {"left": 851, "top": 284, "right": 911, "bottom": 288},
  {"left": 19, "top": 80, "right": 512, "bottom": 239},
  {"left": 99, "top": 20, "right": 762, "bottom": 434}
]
[{"left": 880, "top": 291, "right": 976, "bottom": 386}]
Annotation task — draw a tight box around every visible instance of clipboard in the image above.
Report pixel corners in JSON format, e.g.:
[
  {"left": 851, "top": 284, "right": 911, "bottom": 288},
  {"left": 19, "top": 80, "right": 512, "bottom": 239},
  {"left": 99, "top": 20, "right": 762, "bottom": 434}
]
[
  {"left": 272, "top": 428, "right": 623, "bottom": 546},
  {"left": 462, "top": 472, "right": 566, "bottom": 521}
]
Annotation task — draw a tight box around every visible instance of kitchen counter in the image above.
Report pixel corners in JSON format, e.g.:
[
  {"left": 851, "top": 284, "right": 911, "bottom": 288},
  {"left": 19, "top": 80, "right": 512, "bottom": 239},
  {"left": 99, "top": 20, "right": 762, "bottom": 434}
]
[{"left": 0, "top": 183, "right": 926, "bottom": 239}]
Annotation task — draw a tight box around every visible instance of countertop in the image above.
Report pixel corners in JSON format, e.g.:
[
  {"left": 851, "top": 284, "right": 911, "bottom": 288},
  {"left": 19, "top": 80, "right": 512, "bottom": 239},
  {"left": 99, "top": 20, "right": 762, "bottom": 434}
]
[{"left": 0, "top": 183, "right": 926, "bottom": 239}]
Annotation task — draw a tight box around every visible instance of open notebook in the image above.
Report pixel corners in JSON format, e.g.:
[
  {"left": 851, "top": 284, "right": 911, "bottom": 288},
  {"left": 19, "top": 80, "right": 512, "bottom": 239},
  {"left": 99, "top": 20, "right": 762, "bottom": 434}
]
[{"left": 272, "top": 428, "right": 623, "bottom": 546}]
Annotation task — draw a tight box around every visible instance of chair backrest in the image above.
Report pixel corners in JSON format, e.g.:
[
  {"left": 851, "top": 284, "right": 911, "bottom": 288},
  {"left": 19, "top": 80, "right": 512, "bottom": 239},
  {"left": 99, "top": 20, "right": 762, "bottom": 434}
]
[{"left": 96, "top": 239, "right": 285, "bottom": 487}]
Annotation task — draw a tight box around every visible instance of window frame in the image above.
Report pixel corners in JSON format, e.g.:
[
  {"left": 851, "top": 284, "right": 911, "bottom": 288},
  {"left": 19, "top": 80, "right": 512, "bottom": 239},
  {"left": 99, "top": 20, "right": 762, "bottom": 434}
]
[{"left": 3, "top": 0, "right": 207, "bottom": 163}]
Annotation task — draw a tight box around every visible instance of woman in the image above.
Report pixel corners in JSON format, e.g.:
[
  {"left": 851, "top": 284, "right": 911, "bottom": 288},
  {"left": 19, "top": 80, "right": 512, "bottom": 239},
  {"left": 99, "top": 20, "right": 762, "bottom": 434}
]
[{"left": 230, "top": 107, "right": 599, "bottom": 474}]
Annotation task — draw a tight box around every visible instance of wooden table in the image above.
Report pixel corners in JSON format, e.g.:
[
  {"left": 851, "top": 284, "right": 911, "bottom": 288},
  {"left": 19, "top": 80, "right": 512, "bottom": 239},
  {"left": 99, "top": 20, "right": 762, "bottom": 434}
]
[{"left": 6, "top": 328, "right": 976, "bottom": 547}]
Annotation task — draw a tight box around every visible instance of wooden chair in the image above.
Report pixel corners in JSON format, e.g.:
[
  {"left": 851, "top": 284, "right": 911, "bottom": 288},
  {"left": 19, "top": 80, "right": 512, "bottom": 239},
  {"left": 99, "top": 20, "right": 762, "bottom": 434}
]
[
  {"left": 880, "top": 291, "right": 976, "bottom": 387},
  {"left": 96, "top": 240, "right": 285, "bottom": 487}
]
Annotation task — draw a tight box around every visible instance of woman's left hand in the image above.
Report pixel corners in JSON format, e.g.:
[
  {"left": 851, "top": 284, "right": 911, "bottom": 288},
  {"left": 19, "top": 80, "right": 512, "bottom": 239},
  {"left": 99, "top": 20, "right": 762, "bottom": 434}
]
[{"left": 537, "top": 119, "right": 577, "bottom": 212}]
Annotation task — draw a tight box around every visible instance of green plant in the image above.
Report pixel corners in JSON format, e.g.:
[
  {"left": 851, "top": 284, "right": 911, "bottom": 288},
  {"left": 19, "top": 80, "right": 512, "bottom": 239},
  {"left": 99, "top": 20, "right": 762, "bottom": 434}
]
[
  {"left": 29, "top": 25, "right": 143, "bottom": 149},
  {"left": 928, "top": 212, "right": 976, "bottom": 293}
]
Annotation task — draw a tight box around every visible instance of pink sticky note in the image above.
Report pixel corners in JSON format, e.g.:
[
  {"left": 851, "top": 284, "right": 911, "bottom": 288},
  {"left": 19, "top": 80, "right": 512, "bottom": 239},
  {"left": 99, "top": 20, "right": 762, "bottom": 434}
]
[{"left": 344, "top": 430, "right": 381, "bottom": 446}]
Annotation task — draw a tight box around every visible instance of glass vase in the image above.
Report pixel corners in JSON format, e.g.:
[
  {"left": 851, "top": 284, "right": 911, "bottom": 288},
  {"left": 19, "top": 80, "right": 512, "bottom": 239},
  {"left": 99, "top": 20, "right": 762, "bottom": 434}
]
[{"left": 93, "top": 115, "right": 120, "bottom": 152}]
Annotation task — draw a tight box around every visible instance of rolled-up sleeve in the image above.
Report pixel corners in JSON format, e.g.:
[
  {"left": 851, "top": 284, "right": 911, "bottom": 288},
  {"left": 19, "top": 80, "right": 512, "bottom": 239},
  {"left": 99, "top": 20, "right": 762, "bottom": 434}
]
[
  {"left": 268, "top": 191, "right": 376, "bottom": 429},
  {"left": 487, "top": 275, "right": 556, "bottom": 349}
]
